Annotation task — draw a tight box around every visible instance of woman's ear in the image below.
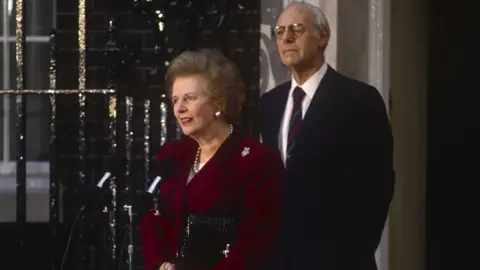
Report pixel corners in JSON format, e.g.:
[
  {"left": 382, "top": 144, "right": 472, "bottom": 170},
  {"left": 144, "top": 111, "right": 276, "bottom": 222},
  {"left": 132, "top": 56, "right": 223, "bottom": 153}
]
[{"left": 213, "top": 97, "right": 226, "bottom": 114}]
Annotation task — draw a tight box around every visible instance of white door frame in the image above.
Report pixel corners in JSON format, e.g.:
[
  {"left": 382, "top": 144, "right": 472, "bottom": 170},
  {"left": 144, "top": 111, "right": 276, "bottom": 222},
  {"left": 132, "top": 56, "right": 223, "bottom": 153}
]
[{"left": 369, "top": 1, "right": 391, "bottom": 270}]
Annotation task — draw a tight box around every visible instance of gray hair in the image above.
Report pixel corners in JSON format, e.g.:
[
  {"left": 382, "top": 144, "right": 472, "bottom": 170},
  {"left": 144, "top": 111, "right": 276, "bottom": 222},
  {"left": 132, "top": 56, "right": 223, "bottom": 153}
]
[{"left": 287, "top": 1, "right": 331, "bottom": 37}]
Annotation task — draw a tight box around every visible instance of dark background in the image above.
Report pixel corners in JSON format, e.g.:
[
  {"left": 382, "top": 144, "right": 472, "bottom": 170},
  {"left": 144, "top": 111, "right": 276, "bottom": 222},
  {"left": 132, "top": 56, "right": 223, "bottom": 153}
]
[
  {"left": 2, "top": 0, "right": 260, "bottom": 269},
  {"left": 426, "top": 0, "right": 476, "bottom": 270}
]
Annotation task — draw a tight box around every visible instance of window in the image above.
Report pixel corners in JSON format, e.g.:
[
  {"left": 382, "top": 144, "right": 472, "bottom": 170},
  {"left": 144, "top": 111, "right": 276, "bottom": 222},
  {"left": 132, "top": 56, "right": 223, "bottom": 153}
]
[
  {"left": 1, "top": 0, "right": 54, "bottom": 162},
  {"left": 0, "top": 0, "right": 55, "bottom": 222}
]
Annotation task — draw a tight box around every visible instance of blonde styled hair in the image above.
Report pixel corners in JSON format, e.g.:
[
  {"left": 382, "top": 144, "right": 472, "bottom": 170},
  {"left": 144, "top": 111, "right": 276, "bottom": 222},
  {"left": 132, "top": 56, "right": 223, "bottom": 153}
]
[{"left": 165, "top": 49, "right": 246, "bottom": 124}]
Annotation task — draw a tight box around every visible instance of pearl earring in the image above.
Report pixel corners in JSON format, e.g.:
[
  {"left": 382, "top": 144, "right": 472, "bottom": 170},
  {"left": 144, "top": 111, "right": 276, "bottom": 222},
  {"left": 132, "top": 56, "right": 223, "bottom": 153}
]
[{"left": 215, "top": 111, "right": 221, "bottom": 117}]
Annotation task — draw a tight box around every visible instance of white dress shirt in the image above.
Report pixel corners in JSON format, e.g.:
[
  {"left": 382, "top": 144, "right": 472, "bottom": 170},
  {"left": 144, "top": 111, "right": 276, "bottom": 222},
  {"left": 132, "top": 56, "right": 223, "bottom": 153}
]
[{"left": 279, "top": 62, "right": 328, "bottom": 163}]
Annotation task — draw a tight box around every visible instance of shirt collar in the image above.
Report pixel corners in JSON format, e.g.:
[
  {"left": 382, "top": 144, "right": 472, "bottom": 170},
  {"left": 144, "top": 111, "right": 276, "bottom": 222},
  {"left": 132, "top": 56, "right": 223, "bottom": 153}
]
[{"left": 290, "top": 62, "right": 328, "bottom": 99}]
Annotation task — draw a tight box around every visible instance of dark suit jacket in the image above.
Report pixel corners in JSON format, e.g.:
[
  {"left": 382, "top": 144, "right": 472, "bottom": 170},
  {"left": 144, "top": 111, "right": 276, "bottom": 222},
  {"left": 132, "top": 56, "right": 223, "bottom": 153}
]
[
  {"left": 260, "top": 66, "right": 395, "bottom": 270},
  {"left": 139, "top": 130, "right": 283, "bottom": 270}
]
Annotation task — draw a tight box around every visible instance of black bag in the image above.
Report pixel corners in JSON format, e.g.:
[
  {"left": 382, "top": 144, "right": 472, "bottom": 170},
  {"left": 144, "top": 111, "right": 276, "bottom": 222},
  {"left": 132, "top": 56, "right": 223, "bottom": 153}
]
[{"left": 176, "top": 213, "right": 236, "bottom": 269}]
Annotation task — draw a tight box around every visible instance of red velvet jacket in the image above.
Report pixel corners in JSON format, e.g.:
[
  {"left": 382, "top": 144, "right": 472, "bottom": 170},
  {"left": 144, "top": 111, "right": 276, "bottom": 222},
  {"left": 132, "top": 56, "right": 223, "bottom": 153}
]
[{"left": 139, "top": 131, "right": 283, "bottom": 270}]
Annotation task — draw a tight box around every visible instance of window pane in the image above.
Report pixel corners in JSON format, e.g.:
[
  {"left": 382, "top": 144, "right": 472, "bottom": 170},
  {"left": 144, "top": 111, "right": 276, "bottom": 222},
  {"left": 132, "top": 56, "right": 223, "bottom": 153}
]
[
  {"left": 8, "top": 42, "right": 50, "bottom": 161},
  {"left": 8, "top": 0, "right": 54, "bottom": 36}
]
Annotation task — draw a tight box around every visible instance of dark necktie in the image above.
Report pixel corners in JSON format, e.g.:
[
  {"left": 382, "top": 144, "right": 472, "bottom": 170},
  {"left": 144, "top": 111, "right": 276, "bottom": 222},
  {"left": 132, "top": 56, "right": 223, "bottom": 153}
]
[{"left": 286, "top": 87, "right": 306, "bottom": 166}]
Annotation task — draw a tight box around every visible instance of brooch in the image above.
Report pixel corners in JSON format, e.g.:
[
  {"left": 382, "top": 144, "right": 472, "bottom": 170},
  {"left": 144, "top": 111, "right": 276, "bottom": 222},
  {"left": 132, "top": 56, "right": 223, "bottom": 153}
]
[{"left": 241, "top": 147, "right": 250, "bottom": 157}]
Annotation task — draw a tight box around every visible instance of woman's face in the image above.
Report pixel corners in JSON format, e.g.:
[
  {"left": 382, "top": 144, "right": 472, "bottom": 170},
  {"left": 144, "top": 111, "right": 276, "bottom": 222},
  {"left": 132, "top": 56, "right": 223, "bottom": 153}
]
[{"left": 171, "top": 75, "right": 219, "bottom": 137}]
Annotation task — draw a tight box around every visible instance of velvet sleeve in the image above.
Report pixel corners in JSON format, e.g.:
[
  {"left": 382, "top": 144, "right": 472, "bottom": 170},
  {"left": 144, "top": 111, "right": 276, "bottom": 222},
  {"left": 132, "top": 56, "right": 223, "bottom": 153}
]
[
  {"left": 211, "top": 146, "right": 283, "bottom": 270},
  {"left": 139, "top": 213, "right": 169, "bottom": 270}
]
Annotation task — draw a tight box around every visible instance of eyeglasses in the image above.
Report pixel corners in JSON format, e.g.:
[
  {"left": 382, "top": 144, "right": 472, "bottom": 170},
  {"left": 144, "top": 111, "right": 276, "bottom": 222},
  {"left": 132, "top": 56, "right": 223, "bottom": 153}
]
[{"left": 271, "top": 23, "right": 306, "bottom": 40}]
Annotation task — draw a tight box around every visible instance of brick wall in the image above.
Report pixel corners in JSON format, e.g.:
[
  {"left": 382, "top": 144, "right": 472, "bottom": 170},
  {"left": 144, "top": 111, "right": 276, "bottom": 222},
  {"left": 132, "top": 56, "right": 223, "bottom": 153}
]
[{"left": 55, "top": 0, "right": 260, "bottom": 269}]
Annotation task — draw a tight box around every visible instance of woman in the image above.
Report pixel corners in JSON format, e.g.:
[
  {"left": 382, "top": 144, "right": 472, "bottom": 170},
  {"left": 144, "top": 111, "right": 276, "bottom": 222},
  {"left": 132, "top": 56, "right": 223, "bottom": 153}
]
[{"left": 139, "top": 49, "right": 283, "bottom": 270}]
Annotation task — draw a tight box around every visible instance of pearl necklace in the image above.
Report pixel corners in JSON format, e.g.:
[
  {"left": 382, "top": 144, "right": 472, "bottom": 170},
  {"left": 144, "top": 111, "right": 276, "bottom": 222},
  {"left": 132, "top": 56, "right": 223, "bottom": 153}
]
[{"left": 193, "top": 124, "right": 233, "bottom": 173}]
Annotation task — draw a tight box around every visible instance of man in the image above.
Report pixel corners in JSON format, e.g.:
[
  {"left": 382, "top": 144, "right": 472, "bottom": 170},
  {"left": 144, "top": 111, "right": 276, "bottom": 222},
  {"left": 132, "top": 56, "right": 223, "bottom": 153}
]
[{"left": 259, "top": 3, "right": 395, "bottom": 270}]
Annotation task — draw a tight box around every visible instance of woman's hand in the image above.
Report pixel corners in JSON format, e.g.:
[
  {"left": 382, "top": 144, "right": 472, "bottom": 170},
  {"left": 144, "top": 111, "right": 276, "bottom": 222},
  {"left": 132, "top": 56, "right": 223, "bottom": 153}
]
[{"left": 160, "top": 262, "right": 176, "bottom": 270}]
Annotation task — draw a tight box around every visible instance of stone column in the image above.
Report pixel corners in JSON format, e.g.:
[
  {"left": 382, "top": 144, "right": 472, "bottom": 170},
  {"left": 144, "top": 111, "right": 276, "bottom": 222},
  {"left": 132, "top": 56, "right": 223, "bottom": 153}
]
[
  {"left": 388, "top": 0, "right": 427, "bottom": 269},
  {"left": 337, "top": 1, "right": 395, "bottom": 269},
  {"left": 337, "top": 1, "right": 393, "bottom": 269},
  {"left": 339, "top": 1, "right": 428, "bottom": 270}
]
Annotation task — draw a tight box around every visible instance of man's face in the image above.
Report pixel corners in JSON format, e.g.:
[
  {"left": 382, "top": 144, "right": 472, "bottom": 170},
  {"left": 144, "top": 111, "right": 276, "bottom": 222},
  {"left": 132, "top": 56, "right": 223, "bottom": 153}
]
[{"left": 274, "top": 5, "right": 329, "bottom": 69}]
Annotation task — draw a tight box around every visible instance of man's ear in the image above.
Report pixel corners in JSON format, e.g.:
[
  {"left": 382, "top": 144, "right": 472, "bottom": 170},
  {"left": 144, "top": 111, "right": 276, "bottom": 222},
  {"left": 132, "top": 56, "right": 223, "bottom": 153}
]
[{"left": 318, "top": 27, "right": 329, "bottom": 49}]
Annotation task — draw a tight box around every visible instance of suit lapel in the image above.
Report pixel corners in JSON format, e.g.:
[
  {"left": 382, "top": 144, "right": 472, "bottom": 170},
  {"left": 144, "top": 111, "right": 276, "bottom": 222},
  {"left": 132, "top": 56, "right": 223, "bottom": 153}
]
[
  {"left": 268, "top": 83, "right": 290, "bottom": 150},
  {"left": 302, "top": 66, "right": 336, "bottom": 125},
  {"left": 287, "top": 66, "right": 338, "bottom": 166}
]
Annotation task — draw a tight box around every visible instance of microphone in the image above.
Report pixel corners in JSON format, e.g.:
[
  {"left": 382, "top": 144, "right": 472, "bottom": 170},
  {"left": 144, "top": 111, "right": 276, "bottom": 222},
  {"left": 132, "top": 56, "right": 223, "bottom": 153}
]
[
  {"left": 147, "top": 175, "right": 162, "bottom": 193},
  {"left": 60, "top": 156, "right": 124, "bottom": 270},
  {"left": 135, "top": 157, "right": 175, "bottom": 215},
  {"left": 97, "top": 171, "right": 113, "bottom": 188},
  {"left": 80, "top": 156, "right": 124, "bottom": 211},
  {"left": 146, "top": 157, "right": 175, "bottom": 194},
  {"left": 118, "top": 157, "right": 175, "bottom": 270}
]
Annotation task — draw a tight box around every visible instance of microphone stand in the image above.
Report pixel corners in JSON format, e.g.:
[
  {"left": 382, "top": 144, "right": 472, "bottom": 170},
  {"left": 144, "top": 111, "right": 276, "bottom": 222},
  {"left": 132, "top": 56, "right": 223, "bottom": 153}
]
[
  {"left": 123, "top": 204, "right": 134, "bottom": 270},
  {"left": 122, "top": 191, "right": 150, "bottom": 270}
]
